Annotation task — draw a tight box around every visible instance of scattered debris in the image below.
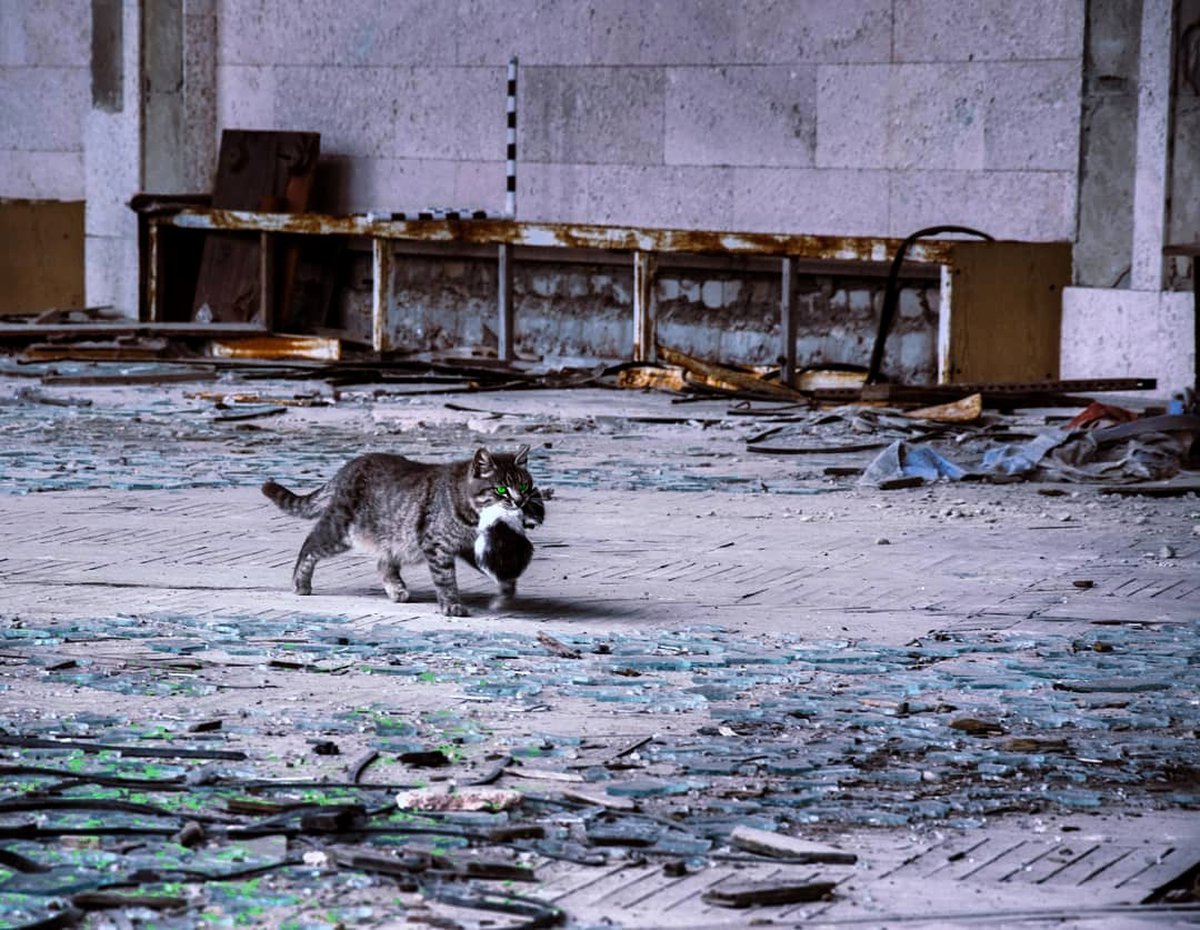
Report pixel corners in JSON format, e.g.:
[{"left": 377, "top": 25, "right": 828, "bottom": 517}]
[
  {"left": 394, "top": 787, "right": 523, "bottom": 812},
  {"left": 209, "top": 334, "right": 342, "bottom": 362},
  {"left": 903, "top": 392, "right": 983, "bottom": 423},
  {"left": 617, "top": 364, "right": 689, "bottom": 393},
  {"left": 560, "top": 787, "right": 638, "bottom": 811},
  {"left": 658, "top": 345, "right": 803, "bottom": 401},
  {"left": 536, "top": 631, "right": 582, "bottom": 659},
  {"left": 729, "top": 825, "right": 857, "bottom": 864},
  {"left": 399, "top": 749, "right": 452, "bottom": 767},
  {"left": 949, "top": 717, "right": 1006, "bottom": 736},
  {"left": 704, "top": 877, "right": 838, "bottom": 908},
  {"left": 859, "top": 440, "right": 967, "bottom": 486}
]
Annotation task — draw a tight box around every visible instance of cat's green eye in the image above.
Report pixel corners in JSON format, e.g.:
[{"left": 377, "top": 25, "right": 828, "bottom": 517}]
[
  {"left": 519, "top": 482, "right": 530, "bottom": 492},
  {"left": 494, "top": 486, "right": 508, "bottom": 496}
]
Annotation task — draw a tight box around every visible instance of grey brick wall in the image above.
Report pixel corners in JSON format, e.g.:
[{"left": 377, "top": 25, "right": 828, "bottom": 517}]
[
  {"left": 0, "top": 0, "right": 89, "bottom": 199},
  {"left": 214, "top": 0, "right": 1085, "bottom": 241}
]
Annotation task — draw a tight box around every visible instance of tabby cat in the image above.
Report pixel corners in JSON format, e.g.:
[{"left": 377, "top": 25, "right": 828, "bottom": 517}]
[{"left": 262, "top": 445, "right": 542, "bottom": 616}]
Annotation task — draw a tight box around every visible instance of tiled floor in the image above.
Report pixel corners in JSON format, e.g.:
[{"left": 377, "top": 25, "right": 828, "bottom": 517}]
[{"left": 0, "top": 376, "right": 1197, "bottom": 927}]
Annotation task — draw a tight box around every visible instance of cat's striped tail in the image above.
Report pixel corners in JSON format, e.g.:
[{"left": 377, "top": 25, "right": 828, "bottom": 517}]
[{"left": 261, "top": 480, "right": 326, "bottom": 519}]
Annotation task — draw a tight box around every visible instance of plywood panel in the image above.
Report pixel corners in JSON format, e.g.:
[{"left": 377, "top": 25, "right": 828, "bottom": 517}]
[
  {"left": 192, "top": 131, "right": 320, "bottom": 324},
  {"left": 0, "top": 200, "right": 84, "bottom": 316},
  {"left": 945, "top": 241, "right": 1071, "bottom": 383}
]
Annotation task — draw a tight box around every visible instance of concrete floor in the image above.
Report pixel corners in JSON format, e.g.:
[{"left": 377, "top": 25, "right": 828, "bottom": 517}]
[{"left": 0, "top": 371, "right": 1197, "bottom": 928}]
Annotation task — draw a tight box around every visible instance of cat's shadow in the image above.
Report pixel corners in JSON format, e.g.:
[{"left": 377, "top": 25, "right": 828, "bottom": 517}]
[
  {"left": 467, "top": 592, "right": 641, "bottom": 620},
  {"left": 331, "top": 585, "right": 644, "bottom": 621}
]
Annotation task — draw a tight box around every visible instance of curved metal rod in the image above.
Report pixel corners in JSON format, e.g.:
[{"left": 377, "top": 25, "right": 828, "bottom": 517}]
[{"left": 866, "top": 224, "right": 993, "bottom": 385}]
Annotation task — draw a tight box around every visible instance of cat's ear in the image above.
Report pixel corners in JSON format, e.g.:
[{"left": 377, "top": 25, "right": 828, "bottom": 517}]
[
  {"left": 473, "top": 448, "right": 497, "bottom": 479},
  {"left": 513, "top": 444, "right": 530, "bottom": 467}
]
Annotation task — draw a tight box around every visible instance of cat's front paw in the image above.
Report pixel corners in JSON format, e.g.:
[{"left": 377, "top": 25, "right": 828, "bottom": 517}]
[
  {"left": 294, "top": 582, "right": 313, "bottom": 596},
  {"left": 490, "top": 582, "right": 516, "bottom": 611},
  {"left": 439, "top": 600, "right": 468, "bottom": 617}
]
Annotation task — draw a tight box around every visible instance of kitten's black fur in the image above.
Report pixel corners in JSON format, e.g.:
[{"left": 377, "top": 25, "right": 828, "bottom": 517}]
[{"left": 262, "top": 445, "right": 540, "bottom": 616}]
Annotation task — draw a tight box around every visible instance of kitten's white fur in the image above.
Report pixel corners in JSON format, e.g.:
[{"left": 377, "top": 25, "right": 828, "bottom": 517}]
[{"left": 475, "top": 502, "right": 526, "bottom": 582}]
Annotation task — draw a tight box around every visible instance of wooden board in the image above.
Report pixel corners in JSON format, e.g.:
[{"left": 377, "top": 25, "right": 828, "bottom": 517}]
[
  {"left": 0, "top": 200, "right": 84, "bottom": 316},
  {"left": 192, "top": 131, "right": 320, "bottom": 324},
  {"left": 943, "top": 241, "right": 1071, "bottom": 384}
]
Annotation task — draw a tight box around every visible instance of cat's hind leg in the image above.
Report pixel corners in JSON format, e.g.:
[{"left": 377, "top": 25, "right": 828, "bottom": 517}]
[
  {"left": 292, "top": 517, "right": 350, "bottom": 595},
  {"left": 377, "top": 556, "right": 409, "bottom": 603}
]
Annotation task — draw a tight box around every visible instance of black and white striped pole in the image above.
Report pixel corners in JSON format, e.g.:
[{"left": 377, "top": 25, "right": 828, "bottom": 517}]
[
  {"left": 498, "top": 56, "right": 519, "bottom": 362},
  {"left": 505, "top": 56, "right": 518, "bottom": 218}
]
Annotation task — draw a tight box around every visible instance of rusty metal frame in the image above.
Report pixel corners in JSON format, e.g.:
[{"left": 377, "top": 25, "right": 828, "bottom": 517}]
[
  {"left": 780, "top": 257, "right": 797, "bottom": 388},
  {"left": 150, "top": 209, "right": 963, "bottom": 365},
  {"left": 371, "top": 238, "right": 393, "bottom": 354},
  {"left": 163, "top": 210, "right": 956, "bottom": 262},
  {"left": 497, "top": 243, "right": 514, "bottom": 362}
]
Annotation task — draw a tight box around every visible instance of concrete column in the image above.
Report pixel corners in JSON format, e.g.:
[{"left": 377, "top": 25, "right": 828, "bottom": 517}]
[
  {"left": 181, "top": 0, "right": 217, "bottom": 193},
  {"left": 85, "top": 0, "right": 216, "bottom": 318},
  {"left": 1130, "top": 0, "right": 1174, "bottom": 291},
  {"left": 85, "top": 0, "right": 144, "bottom": 316}
]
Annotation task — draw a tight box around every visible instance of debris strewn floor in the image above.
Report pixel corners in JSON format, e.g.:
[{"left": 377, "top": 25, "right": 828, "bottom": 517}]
[{"left": 0, "top": 371, "right": 1197, "bottom": 929}]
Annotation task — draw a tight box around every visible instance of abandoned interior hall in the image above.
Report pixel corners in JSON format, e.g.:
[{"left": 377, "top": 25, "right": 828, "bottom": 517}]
[{"left": 0, "top": 1, "right": 1198, "bottom": 927}]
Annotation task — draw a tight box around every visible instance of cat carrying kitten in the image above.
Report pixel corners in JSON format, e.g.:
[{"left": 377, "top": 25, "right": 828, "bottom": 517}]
[
  {"left": 474, "top": 484, "right": 544, "bottom": 604},
  {"left": 262, "top": 445, "right": 542, "bottom": 616}
]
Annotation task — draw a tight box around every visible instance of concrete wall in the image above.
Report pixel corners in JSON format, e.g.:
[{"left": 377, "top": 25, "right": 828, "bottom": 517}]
[
  {"left": 1061, "top": 287, "right": 1195, "bottom": 393},
  {"left": 0, "top": 0, "right": 90, "bottom": 200},
  {"left": 1065, "top": 0, "right": 1196, "bottom": 396},
  {"left": 214, "top": 0, "right": 1085, "bottom": 241}
]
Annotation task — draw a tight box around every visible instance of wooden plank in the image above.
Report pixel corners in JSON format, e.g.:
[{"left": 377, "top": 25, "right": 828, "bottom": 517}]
[
  {"left": 0, "top": 200, "right": 84, "bottom": 316},
  {"left": 658, "top": 345, "right": 803, "bottom": 400},
  {"left": 943, "top": 241, "right": 1071, "bottom": 384},
  {"left": 209, "top": 335, "right": 341, "bottom": 362},
  {"left": 192, "top": 131, "right": 320, "bottom": 324}
]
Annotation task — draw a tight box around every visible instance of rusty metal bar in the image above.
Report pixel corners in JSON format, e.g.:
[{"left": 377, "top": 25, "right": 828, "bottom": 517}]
[
  {"left": 633, "top": 250, "right": 657, "bottom": 363},
  {"left": 937, "top": 265, "right": 953, "bottom": 384},
  {"left": 372, "top": 238, "right": 393, "bottom": 354},
  {"left": 146, "top": 220, "right": 163, "bottom": 322},
  {"left": 258, "top": 232, "right": 275, "bottom": 331},
  {"left": 165, "top": 209, "right": 958, "bottom": 265},
  {"left": 780, "top": 256, "right": 796, "bottom": 388},
  {"left": 498, "top": 243, "right": 514, "bottom": 362}
]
